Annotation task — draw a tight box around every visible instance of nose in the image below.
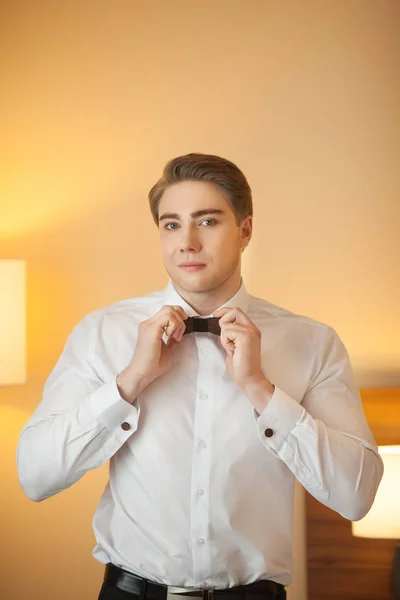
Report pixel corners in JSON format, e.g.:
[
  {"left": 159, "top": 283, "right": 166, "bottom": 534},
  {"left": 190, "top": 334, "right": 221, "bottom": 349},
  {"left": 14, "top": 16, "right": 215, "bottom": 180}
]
[{"left": 179, "top": 225, "right": 202, "bottom": 253}]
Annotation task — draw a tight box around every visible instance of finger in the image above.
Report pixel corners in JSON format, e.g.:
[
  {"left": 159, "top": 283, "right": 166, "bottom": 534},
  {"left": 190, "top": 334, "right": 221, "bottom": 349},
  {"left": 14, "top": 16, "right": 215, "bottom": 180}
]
[
  {"left": 158, "top": 306, "right": 188, "bottom": 338},
  {"left": 220, "top": 323, "right": 249, "bottom": 344},
  {"left": 159, "top": 316, "right": 180, "bottom": 339},
  {"left": 219, "top": 331, "right": 235, "bottom": 356},
  {"left": 167, "top": 319, "right": 187, "bottom": 340},
  {"left": 168, "top": 307, "right": 190, "bottom": 341},
  {"left": 214, "top": 307, "right": 240, "bottom": 325},
  {"left": 169, "top": 305, "right": 189, "bottom": 321},
  {"left": 220, "top": 325, "right": 253, "bottom": 356},
  {"left": 169, "top": 311, "right": 187, "bottom": 341},
  {"left": 180, "top": 321, "right": 187, "bottom": 340},
  {"left": 171, "top": 324, "right": 182, "bottom": 340},
  {"left": 168, "top": 307, "right": 189, "bottom": 340},
  {"left": 216, "top": 307, "right": 255, "bottom": 329},
  {"left": 219, "top": 323, "right": 241, "bottom": 345},
  {"left": 174, "top": 321, "right": 186, "bottom": 342},
  {"left": 212, "top": 307, "right": 233, "bottom": 319},
  {"left": 220, "top": 325, "right": 235, "bottom": 347},
  {"left": 160, "top": 305, "right": 188, "bottom": 323}
]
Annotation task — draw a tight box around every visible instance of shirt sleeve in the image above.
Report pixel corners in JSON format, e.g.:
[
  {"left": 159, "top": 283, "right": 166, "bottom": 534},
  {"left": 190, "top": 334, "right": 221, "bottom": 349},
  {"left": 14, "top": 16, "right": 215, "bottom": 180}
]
[
  {"left": 255, "top": 325, "right": 384, "bottom": 521},
  {"left": 17, "top": 315, "right": 139, "bottom": 502}
]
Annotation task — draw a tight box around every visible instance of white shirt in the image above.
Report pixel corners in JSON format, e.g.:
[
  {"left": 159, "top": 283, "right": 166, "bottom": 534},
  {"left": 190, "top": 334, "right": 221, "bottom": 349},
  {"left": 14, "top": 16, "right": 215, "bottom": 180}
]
[{"left": 17, "top": 280, "right": 383, "bottom": 589}]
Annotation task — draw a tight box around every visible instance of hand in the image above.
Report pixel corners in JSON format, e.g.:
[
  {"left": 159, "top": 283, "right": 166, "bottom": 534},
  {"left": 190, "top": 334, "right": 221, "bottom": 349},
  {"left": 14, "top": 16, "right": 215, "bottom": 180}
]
[
  {"left": 117, "top": 305, "right": 188, "bottom": 403},
  {"left": 213, "top": 307, "right": 274, "bottom": 413}
]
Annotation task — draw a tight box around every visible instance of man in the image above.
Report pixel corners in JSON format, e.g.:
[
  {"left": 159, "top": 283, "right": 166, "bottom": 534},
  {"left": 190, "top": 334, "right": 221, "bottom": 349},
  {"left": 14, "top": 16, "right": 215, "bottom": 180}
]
[{"left": 17, "top": 153, "right": 383, "bottom": 600}]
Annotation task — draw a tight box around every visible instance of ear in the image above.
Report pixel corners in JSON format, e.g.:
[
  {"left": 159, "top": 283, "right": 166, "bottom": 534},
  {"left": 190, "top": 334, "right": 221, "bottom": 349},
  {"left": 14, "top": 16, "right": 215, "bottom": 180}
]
[{"left": 240, "top": 216, "right": 252, "bottom": 249}]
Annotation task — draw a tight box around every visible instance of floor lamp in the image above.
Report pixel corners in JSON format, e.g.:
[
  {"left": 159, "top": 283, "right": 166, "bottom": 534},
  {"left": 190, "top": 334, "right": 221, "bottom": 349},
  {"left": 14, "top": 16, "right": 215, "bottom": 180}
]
[{"left": 0, "top": 259, "right": 26, "bottom": 386}]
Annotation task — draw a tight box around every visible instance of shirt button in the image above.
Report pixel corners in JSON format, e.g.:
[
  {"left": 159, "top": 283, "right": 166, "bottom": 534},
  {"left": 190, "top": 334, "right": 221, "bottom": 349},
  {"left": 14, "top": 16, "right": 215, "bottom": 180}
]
[
  {"left": 203, "top": 349, "right": 210, "bottom": 355},
  {"left": 199, "top": 391, "right": 208, "bottom": 400},
  {"left": 264, "top": 428, "right": 274, "bottom": 438},
  {"left": 196, "top": 489, "right": 205, "bottom": 497},
  {"left": 199, "top": 440, "right": 207, "bottom": 448},
  {"left": 197, "top": 538, "right": 205, "bottom": 546},
  {"left": 121, "top": 422, "right": 131, "bottom": 431}
]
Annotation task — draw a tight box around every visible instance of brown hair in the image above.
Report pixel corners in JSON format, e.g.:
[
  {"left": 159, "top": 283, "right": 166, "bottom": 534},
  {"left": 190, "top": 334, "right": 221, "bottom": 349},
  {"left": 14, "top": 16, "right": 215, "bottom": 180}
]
[{"left": 148, "top": 153, "right": 252, "bottom": 225}]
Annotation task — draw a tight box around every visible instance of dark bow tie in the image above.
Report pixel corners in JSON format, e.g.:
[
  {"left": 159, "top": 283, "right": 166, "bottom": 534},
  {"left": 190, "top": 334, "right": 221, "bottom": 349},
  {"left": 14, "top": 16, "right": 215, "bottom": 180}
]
[{"left": 183, "top": 316, "right": 221, "bottom": 336}]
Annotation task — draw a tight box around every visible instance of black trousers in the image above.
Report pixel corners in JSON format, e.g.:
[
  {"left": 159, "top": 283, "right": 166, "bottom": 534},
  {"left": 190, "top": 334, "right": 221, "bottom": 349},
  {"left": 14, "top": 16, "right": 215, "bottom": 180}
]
[{"left": 97, "top": 581, "right": 287, "bottom": 600}]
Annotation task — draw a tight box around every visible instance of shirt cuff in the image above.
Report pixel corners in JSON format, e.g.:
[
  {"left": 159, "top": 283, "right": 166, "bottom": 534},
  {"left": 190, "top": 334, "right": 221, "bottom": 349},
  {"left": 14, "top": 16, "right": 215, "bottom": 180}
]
[
  {"left": 88, "top": 377, "right": 140, "bottom": 442},
  {"left": 255, "top": 385, "right": 305, "bottom": 455}
]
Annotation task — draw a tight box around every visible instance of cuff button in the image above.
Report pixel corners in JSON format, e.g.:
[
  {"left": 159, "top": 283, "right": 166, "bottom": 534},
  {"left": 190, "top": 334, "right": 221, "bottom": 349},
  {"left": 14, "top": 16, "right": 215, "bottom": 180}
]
[
  {"left": 264, "top": 428, "right": 274, "bottom": 438},
  {"left": 121, "top": 422, "right": 131, "bottom": 431}
]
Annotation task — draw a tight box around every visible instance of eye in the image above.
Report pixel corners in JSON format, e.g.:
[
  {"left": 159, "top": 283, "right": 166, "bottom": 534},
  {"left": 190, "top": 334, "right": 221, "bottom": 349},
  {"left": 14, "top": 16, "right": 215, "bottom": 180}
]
[
  {"left": 200, "top": 218, "right": 217, "bottom": 226},
  {"left": 164, "top": 222, "right": 180, "bottom": 230}
]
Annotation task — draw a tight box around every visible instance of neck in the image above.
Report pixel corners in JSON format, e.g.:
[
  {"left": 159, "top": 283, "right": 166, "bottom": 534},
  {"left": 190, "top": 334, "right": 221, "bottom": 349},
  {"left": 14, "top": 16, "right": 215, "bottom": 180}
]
[{"left": 172, "top": 273, "right": 242, "bottom": 316}]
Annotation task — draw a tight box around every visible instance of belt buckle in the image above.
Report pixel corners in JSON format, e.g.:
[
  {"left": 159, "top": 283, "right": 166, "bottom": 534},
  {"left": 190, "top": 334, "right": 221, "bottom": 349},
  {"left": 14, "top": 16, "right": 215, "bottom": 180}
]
[{"left": 202, "top": 589, "right": 214, "bottom": 600}]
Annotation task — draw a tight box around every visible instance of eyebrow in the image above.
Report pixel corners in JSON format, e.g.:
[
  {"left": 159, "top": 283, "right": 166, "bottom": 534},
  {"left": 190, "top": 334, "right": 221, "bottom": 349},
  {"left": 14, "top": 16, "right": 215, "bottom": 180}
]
[{"left": 159, "top": 209, "right": 225, "bottom": 222}]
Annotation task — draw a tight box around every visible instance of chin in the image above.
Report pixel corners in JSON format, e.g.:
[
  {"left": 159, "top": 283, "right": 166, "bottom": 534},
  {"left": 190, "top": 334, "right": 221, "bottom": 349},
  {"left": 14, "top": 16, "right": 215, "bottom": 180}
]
[
  {"left": 172, "top": 269, "right": 225, "bottom": 294},
  {"left": 176, "top": 277, "right": 210, "bottom": 293}
]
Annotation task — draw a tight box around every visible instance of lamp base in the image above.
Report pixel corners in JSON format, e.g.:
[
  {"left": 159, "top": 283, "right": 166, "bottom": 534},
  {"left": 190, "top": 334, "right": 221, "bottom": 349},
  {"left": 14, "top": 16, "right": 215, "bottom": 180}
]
[{"left": 394, "top": 540, "right": 400, "bottom": 600}]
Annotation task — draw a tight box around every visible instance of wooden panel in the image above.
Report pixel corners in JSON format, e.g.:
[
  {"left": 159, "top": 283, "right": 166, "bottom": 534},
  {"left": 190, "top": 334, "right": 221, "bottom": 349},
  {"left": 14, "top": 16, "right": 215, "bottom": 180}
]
[{"left": 306, "top": 388, "right": 400, "bottom": 600}]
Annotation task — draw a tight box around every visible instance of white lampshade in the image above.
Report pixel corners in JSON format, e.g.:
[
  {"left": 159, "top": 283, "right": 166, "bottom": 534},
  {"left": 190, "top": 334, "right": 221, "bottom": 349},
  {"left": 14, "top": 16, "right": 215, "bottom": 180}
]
[
  {"left": 0, "top": 260, "right": 26, "bottom": 385},
  {"left": 352, "top": 445, "right": 400, "bottom": 539}
]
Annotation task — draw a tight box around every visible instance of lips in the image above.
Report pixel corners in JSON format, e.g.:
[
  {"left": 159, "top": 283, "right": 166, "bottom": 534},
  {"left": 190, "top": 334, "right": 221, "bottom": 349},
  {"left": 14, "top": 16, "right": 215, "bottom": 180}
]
[{"left": 179, "top": 263, "right": 206, "bottom": 271}]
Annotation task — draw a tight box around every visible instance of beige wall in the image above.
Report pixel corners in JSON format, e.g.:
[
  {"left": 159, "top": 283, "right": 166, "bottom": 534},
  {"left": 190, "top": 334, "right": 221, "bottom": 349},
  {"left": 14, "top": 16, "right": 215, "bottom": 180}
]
[{"left": 1, "top": 1, "right": 399, "bottom": 599}]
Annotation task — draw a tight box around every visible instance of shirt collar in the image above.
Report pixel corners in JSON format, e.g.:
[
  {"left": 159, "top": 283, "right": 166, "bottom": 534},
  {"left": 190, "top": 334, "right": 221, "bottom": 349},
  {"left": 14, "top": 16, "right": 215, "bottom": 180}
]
[{"left": 162, "top": 278, "right": 249, "bottom": 318}]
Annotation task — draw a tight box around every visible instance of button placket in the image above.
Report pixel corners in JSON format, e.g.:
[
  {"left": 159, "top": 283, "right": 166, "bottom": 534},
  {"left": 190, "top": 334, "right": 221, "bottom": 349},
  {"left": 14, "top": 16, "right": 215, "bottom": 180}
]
[{"left": 190, "top": 338, "right": 214, "bottom": 585}]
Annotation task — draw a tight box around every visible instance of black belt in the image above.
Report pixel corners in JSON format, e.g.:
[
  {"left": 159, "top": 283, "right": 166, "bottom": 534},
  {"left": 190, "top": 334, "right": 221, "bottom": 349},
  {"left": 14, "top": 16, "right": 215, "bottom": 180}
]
[{"left": 104, "top": 564, "right": 285, "bottom": 600}]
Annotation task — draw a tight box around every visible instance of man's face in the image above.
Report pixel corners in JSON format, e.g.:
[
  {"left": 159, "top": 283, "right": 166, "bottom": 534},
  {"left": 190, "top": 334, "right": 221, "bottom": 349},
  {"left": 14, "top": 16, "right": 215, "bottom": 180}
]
[{"left": 158, "top": 180, "right": 252, "bottom": 295}]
